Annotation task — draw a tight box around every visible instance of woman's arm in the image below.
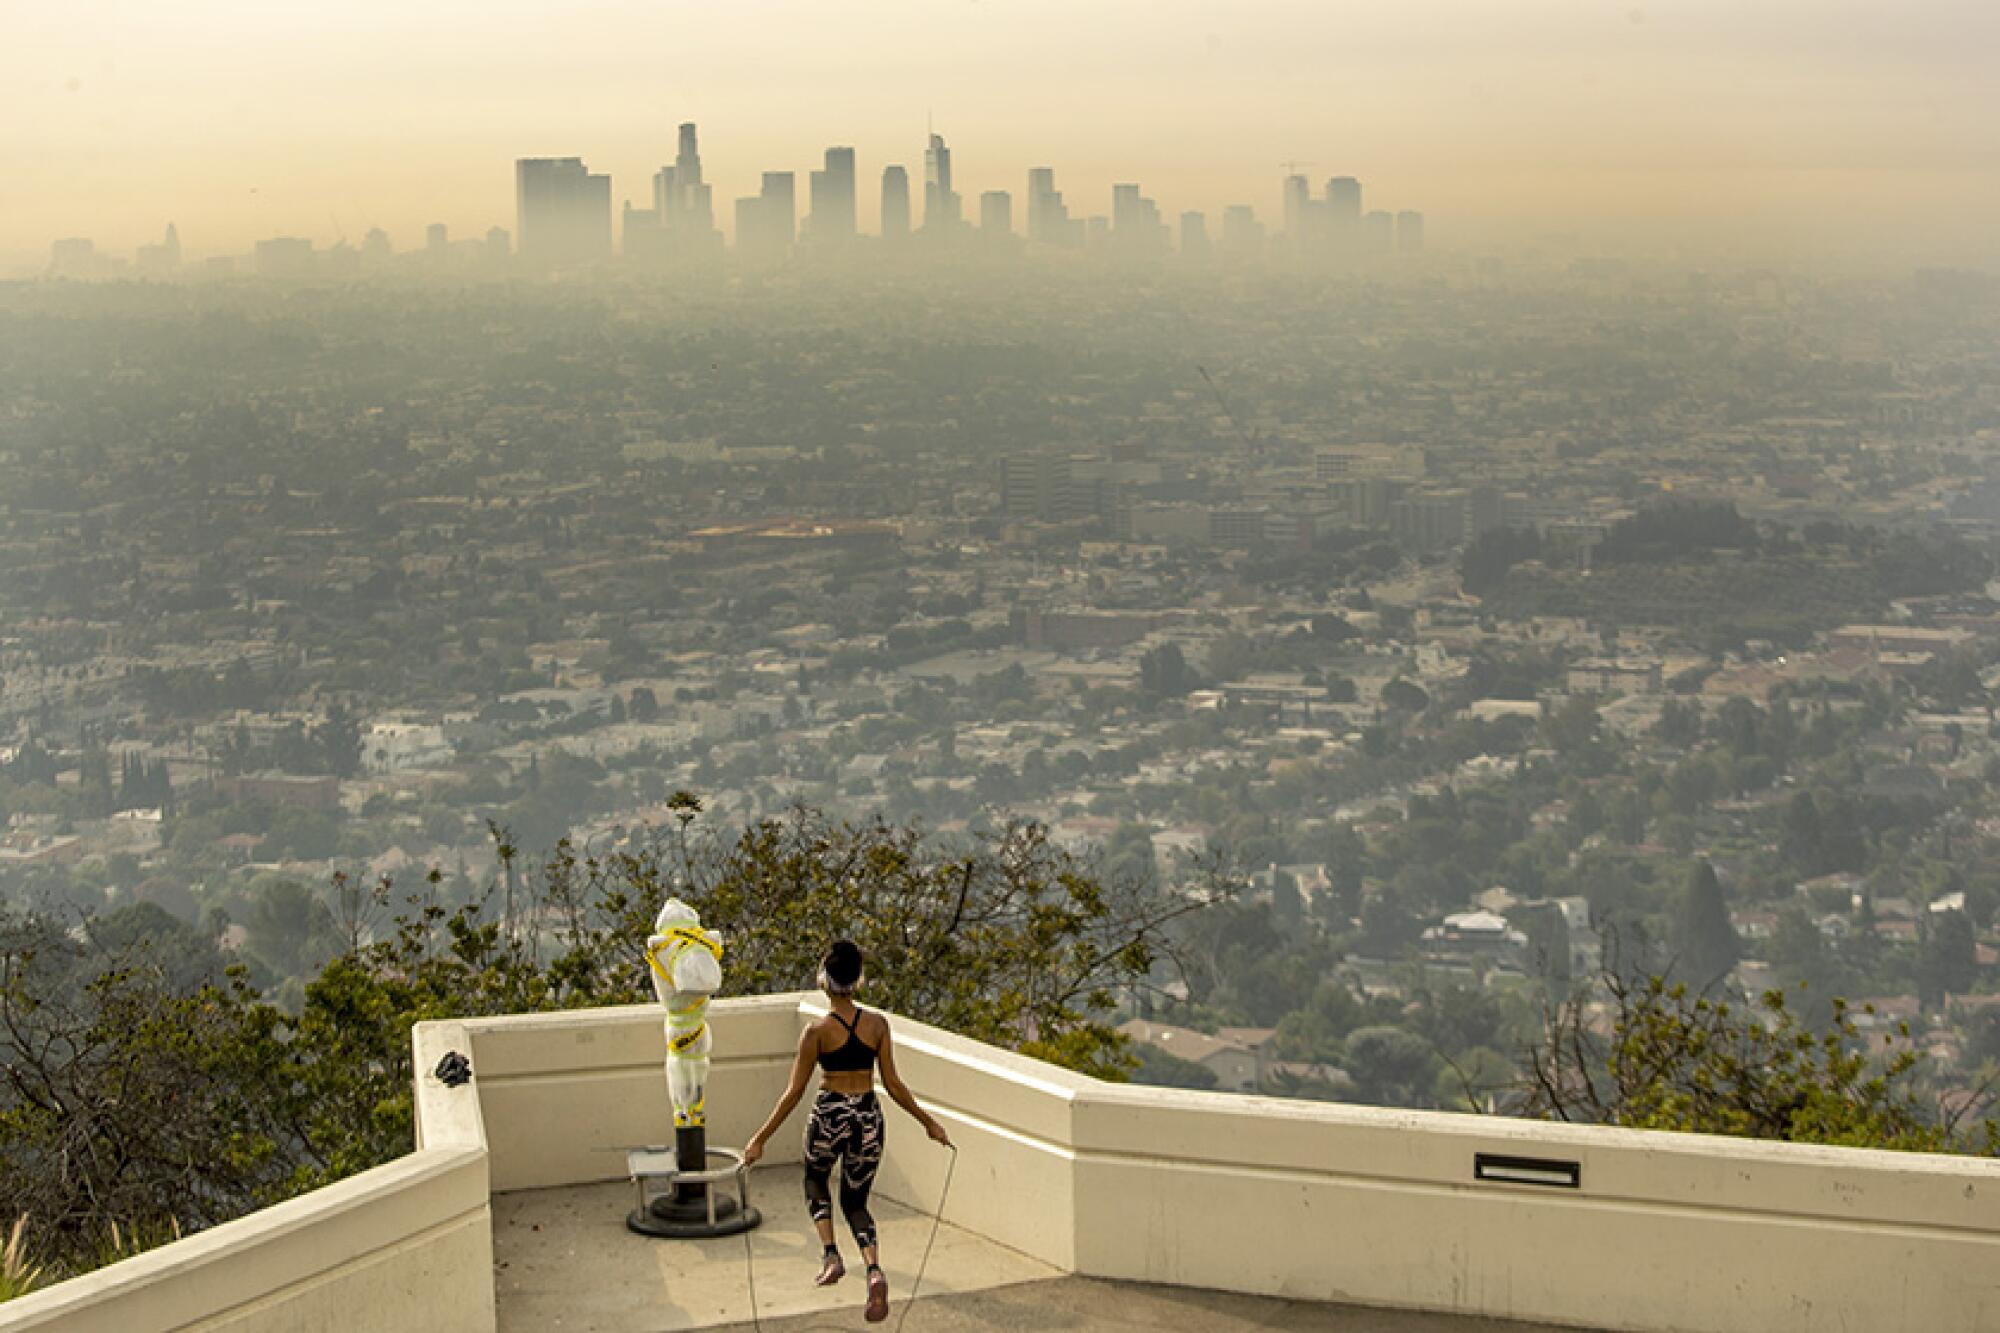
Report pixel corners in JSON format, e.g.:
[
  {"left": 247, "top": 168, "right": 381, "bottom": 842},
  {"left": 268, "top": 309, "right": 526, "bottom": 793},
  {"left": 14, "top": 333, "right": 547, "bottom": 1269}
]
[
  {"left": 877, "top": 1025, "right": 952, "bottom": 1146},
  {"left": 743, "top": 1028, "right": 817, "bottom": 1163}
]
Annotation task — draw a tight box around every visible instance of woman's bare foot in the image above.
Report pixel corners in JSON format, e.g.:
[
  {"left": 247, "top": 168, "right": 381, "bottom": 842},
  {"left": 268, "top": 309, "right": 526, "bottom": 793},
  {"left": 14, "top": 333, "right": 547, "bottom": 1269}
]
[
  {"left": 815, "top": 1249, "right": 845, "bottom": 1287},
  {"left": 864, "top": 1266, "right": 889, "bottom": 1323}
]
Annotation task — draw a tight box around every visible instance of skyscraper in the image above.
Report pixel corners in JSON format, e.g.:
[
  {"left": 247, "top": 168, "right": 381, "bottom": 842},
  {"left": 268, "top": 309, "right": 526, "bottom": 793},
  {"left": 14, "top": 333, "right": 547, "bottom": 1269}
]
[
  {"left": 1026, "top": 168, "right": 1079, "bottom": 246},
  {"left": 1179, "top": 211, "right": 1209, "bottom": 260},
  {"left": 515, "top": 157, "right": 612, "bottom": 266},
  {"left": 1220, "top": 205, "right": 1264, "bottom": 258},
  {"left": 980, "top": 190, "right": 1013, "bottom": 236},
  {"left": 630, "top": 122, "right": 720, "bottom": 262},
  {"left": 736, "top": 171, "right": 796, "bottom": 261},
  {"left": 923, "top": 132, "right": 961, "bottom": 232},
  {"left": 1361, "top": 209, "right": 1394, "bottom": 254},
  {"left": 1326, "top": 177, "right": 1362, "bottom": 251},
  {"left": 1282, "top": 174, "right": 1311, "bottom": 244},
  {"left": 1396, "top": 210, "right": 1425, "bottom": 254},
  {"left": 808, "top": 146, "right": 858, "bottom": 244},
  {"left": 136, "top": 222, "right": 181, "bottom": 275},
  {"left": 1112, "top": 183, "right": 1168, "bottom": 254},
  {"left": 880, "top": 166, "right": 911, "bottom": 240}
]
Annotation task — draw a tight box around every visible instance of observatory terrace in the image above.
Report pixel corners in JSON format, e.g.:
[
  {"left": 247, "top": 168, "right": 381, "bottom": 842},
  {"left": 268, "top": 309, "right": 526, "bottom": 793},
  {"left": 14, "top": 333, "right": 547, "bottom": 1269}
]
[{"left": 5, "top": 993, "right": 2000, "bottom": 1332}]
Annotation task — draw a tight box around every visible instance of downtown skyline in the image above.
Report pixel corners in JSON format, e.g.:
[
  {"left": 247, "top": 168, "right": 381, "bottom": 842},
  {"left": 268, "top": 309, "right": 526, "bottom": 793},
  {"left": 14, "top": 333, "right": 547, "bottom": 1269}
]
[
  {"left": 8, "top": 0, "right": 1999, "bottom": 272},
  {"left": 43, "top": 120, "right": 1430, "bottom": 276}
]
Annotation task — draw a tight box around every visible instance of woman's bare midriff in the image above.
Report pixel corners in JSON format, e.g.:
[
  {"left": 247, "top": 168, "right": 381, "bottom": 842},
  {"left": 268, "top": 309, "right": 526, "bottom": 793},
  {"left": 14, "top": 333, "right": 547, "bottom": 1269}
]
[{"left": 820, "top": 1068, "right": 874, "bottom": 1095}]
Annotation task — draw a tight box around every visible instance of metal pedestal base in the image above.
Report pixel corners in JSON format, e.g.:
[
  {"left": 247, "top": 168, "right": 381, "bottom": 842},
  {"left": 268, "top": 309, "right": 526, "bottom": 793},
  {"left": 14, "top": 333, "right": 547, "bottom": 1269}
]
[{"left": 624, "top": 1143, "right": 762, "bottom": 1239}]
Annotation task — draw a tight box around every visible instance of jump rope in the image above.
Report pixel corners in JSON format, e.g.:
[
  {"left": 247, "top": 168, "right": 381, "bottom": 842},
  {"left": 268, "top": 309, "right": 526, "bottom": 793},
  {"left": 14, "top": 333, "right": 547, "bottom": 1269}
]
[{"left": 742, "top": 1142, "right": 958, "bottom": 1333}]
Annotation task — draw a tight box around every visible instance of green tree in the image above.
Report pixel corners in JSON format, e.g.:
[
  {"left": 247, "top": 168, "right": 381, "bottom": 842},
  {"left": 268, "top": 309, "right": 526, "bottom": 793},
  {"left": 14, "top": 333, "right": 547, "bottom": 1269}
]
[
  {"left": 1671, "top": 860, "right": 1740, "bottom": 991},
  {"left": 1524, "top": 973, "right": 1983, "bottom": 1153}
]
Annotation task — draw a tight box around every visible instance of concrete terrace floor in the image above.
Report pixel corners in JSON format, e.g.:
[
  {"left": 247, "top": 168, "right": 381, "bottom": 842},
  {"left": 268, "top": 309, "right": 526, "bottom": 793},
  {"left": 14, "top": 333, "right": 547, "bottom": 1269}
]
[{"left": 493, "top": 1167, "right": 1580, "bottom": 1333}]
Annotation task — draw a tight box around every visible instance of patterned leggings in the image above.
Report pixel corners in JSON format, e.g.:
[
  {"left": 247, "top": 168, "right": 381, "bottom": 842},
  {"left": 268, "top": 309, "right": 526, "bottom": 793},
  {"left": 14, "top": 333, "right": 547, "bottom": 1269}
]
[{"left": 803, "top": 1089, "right": 884, "bottom": 1249}]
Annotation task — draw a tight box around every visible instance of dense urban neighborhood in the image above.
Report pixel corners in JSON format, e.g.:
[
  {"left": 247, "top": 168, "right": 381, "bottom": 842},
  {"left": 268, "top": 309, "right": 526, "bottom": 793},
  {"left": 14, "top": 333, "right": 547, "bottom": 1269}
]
[{"left": 6, "top": 260, "right": 2000, "bottom": 1118}]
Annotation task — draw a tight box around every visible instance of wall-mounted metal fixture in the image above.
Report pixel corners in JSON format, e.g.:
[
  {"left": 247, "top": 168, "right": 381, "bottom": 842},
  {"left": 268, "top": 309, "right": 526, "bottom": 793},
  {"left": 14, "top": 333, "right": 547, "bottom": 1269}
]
[{"left": 1473, "top": 1153, "right": 1581, "bottom": 1189}]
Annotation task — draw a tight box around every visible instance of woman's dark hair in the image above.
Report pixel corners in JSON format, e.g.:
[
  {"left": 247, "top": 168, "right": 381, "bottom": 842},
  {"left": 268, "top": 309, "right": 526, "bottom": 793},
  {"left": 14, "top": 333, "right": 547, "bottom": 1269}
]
[{"left": 822, "top": 940, "right": 864, "bottom": 992}]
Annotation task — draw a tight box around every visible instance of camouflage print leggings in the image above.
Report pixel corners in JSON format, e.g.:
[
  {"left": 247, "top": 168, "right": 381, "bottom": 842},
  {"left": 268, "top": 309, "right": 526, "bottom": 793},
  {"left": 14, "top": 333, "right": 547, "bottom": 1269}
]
[{"left": 803, "top": 1089, "right": 884, "bottom": 1249}]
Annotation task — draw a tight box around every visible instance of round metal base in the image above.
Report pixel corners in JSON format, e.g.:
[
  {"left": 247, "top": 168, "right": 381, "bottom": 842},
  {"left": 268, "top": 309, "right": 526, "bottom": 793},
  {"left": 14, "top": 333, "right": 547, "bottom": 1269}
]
[{"left": 626, "top": 1198, "right": 761, "bottom": 1239}]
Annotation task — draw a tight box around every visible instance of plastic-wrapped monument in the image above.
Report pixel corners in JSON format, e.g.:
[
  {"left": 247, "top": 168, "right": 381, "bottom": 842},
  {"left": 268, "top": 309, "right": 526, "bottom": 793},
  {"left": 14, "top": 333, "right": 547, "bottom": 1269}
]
[{"left": 626, "top": 899, "right": 760, "bottom": 1237}]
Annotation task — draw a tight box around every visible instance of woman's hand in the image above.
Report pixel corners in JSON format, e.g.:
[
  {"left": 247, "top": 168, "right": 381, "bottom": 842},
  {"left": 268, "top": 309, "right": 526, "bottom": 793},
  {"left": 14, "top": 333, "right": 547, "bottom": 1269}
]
[
  {"left": 926, "top": 1120, "right": 952, "bottom": 1148},
  {"left": 742, "top": 1136, "right": 765, "bottom": 1166}
]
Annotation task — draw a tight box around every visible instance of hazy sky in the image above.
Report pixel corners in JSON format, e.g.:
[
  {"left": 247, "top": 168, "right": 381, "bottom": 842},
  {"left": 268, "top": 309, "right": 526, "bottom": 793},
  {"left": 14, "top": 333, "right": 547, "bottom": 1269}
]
[{"left": 6, "top": 0, "right": 1999, "bottom": 268}]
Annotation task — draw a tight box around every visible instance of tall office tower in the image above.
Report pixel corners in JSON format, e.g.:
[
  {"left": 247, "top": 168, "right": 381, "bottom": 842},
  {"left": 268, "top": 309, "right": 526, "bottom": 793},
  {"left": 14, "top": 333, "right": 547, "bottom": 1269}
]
[
  {"left": 254, "top": 236, "right": 315, "bottom": 278},
  {"left": 1111, "top": 184, "right": 1168, "bottom": 254},
  {"left": 623, "top": 198, "right": 668, "bottom": 261},
  {"left": 1221, "top": 205, "right": 1264, "bottom": 258},
  {"left": 1326, "top": 177, "right": 1362, "bottom": 252},
  {"left": 1360, "top": 209, "right": 1394, "bottom": 254},
  {"left": 980, "top": 190, "right": 1013, "bottom": 236},
  {"left": 484, "top": 227, "right": 511, "bottom": 262},
  {"left": 136, "top": 222, "right": 182, "bottom": 274},
  {"left": 880, "top": 165, "right": 911, "bottom": 240},
  {"left": 736, "top": 171, "right": 796, "bottom": 261},
  {"left": 807, "top": 146, "right": 858, "bottom": 244},
  {"left": 515, "top": 157, "right": 612, "bottom": 266},
  {"left": 1396, "top": 210, "right": 1425, "bottom": 254},
  {"left": 763, "top": 172, "right": 796, "bottom": 250},
  {"left": 49, "top": 237, "right": 98, "bottom": 278},
  {"left": 674, "top": 122, "right": 713, "bottom": 233},
  {"left": 1026, "top": 167, "right": 1056, "bottom": 241},
  {"left": 1026, "top": 167, "right": 1080, "bottom": 246},
  {"left": 1179, "top": 211, "right": 1210, "bottom": 260},
  {"left": 1281, "top": 174, "right": 1311, "bottom": 244},
  {"left": 426, "top": 223, "right": 449, "bottom": 253},
  {"left": 923, "top": 132, "right": 961, "bottom": 231}
]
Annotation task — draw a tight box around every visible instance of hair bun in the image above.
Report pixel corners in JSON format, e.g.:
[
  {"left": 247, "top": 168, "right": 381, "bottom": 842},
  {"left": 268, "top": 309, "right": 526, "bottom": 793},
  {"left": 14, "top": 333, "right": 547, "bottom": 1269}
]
[{"left": 822, "top": 939, "right": 864, "bottom": 989}]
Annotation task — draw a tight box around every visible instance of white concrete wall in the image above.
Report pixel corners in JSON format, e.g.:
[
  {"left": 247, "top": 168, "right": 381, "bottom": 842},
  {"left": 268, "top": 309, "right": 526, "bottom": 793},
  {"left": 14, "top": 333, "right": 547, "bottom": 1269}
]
[
  {"left": 461, "top": 995, "right": 804, "bottom": 1191},
  {"left": 13, "top": 992, "right": 2000, "bottom": 1333},
  {"left": 448, "top": 994, "right": 2000, "bottom": 1332},
  {"left": 0, "top": 1022, "right": 493, "bottom": 1333}
]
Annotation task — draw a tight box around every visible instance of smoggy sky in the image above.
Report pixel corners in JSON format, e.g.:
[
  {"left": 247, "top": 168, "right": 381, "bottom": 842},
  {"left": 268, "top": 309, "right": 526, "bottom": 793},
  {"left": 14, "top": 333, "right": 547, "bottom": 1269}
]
[{"left": 6, "top": 0, "right": 1999, "bottom": 269}]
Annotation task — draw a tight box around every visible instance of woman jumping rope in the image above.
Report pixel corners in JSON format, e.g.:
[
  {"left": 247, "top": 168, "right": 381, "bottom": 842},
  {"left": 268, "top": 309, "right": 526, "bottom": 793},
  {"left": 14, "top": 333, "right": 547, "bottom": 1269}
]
[{"left": 742, "top": 940, "right": 953, "bottom": 1324}]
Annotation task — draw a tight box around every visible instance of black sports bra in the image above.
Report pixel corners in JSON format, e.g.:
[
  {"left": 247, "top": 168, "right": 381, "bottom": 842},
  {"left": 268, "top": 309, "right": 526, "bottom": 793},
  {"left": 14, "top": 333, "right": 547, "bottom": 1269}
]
[{"left": 818, "top": 1008, "right": 879, "bottom": 1073}]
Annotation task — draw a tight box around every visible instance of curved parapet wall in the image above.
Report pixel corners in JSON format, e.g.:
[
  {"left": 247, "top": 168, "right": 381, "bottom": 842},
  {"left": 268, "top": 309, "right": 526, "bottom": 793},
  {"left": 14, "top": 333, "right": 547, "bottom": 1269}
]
[
  {"left": 0, "top": 1020, "right": 494, "bottom": 1333},
  {"left": 8, "top": 993, "right": 2000, "bottom": 1333}
]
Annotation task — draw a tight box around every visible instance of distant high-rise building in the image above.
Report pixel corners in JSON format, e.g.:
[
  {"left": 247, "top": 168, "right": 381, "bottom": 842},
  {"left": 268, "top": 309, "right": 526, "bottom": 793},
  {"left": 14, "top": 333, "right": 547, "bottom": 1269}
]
[
  {"left": 736, "top": 171, "right": 796, "bottom": 261},
  {"left": 1179, "top": 211, "right": 1209, "bottom": 260},
  {"left": 484, "top": 227, "right": 511, "bottom": 262},
  {"left": 980, "top": 190, "right": 1012, "bottom": 236},
  {"left": 1026, "top": 167, "right": 1079, "bottom": 247},
  {"left": 1326, "top": 177, "right": 1362, "bottom": 232},
  {"left": 1396, "top": 210, "right": 1425, "bottom": 254},
  {"left": 1281, "top": 174, "right": 1311, "bottom": 243},
  {"left": 254, "top": 236, "right": 315, "bottom": 279},
  {"left": 923, "top": 132, "right": 961, "bottom": 231},
  {"left": 1361, "top": 209, "right": 1394, "bottom": 254},
  {"left": 360, "top": 227, "right": 392, "bottom": 261},
  {"left": 49, "top": 237, "right": 99, "bottom": 279},
  {"left": 136, "top": 222, "right": 181, "bottom": 275},
  {"left": 426, "top": 223, "right": 449, "bottom": 253},
  {"left": 763, "top": 171, "right": 796, "bottom": 250},
  {"left": 880, "top": 166, "right": 911, "bottom": 240},
  {"left": 1112, "top": 183, "right": 1168, "bottom": 254},
  {"left": 1221, "top": 205, "right": 1263, "bottom": 258},
  {"left": 808, "top": 146, "right": 858, "bottom": 244},
  {"left": 629, "top": 123, "right": 720, "bottom": 264},
  {"left": 515, "top": 157, "right": 612, "bottom": 266}
]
